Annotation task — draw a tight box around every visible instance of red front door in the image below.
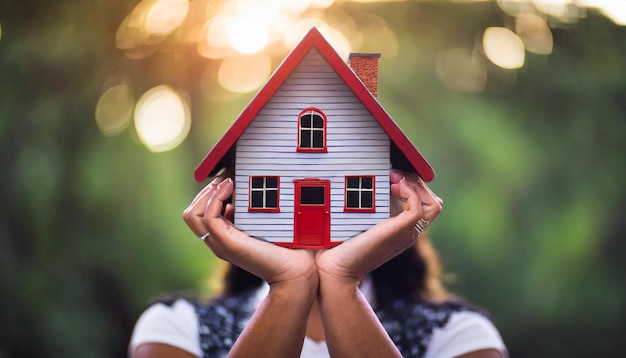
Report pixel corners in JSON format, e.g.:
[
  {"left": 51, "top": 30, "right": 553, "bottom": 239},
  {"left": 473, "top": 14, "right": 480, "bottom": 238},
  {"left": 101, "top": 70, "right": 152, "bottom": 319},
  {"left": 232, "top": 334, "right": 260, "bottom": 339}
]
[{"left": 294, "top": 179, "right": 330, "bottom": 248}]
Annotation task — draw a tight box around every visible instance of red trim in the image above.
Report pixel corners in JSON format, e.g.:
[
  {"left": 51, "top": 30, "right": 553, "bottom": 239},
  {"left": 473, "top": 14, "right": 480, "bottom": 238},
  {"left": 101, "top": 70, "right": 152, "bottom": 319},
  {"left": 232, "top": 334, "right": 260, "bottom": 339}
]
[
  {"left": 275, "top": 241, "right": 342, "bottom": 249},
  {"left": 343, "top": 175, "right": 376, "bottom": 212},
  {"left": 194, "top": 27, "right": 435, "bottom": 182},
  {"left": 248, "top": 176, "right": 280, "bottom": 212},
  {"left": 296, "top": 107, "right": 327, "bottom": 153}
]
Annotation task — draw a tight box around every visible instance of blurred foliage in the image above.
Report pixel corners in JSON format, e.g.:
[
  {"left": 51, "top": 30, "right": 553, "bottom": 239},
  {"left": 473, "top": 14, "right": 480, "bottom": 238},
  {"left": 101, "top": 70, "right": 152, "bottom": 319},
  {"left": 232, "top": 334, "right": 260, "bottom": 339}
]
[{"left": 1, "top": 1, "right": 625, "bottom": 357}]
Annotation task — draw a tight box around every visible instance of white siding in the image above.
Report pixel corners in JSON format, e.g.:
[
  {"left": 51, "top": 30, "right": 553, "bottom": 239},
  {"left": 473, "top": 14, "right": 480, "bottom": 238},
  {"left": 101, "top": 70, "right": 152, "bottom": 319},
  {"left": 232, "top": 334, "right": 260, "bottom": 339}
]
[{"left": 235, "top": 48, "right": 390, "bottom": 244}]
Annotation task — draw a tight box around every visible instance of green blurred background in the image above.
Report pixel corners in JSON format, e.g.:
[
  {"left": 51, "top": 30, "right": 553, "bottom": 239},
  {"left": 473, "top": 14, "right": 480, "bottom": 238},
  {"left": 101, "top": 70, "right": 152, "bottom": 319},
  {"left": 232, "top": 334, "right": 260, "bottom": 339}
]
[{"left": 1, "top": 0, "right": 625, "bottom": 357}]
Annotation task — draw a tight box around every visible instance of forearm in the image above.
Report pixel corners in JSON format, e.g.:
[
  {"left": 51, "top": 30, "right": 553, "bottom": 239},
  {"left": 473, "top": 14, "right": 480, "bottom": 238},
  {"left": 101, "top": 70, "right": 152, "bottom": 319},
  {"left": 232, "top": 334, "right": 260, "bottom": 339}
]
[
  {"left": 317, "top": 273, "right": 401, "bottom": 358},
  {"left": 227, "top": 277, "right": 317, "bottom": 358}
]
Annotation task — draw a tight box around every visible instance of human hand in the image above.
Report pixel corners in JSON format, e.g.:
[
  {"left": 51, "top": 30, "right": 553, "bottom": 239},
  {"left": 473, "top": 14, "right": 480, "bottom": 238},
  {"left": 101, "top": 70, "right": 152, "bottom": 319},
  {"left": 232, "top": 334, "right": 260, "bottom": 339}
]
[
  {"left": 315, "top": 169, "right": 443, "bottom": 285},
  {"left": 182, "top": 171, "right": 317, "bottom": 288}
]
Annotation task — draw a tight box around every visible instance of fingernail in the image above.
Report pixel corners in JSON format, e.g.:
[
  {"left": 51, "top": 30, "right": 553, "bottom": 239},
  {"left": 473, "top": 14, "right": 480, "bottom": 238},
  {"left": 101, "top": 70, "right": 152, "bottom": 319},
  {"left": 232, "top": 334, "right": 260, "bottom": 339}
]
[{"left": 217, "top": 177, "right": 232, "bottom": 188}]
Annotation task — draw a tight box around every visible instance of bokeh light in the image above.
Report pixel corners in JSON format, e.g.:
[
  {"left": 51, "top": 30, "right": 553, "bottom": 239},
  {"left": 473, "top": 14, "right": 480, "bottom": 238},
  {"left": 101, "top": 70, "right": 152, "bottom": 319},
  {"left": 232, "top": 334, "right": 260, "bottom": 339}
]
[
  {"left": 532, "top": 0, "right": 577, "bottom": 21},
  {"left": 483, "top": 27, "right": 526, "bottom": 69},
  {"left": 234, "top": 0, "right": 282, "bottom": 19},
  {"left": 311, "top": 0, "right": 335, "bottom": 8},
  {"left": 95, "top": 84, "right": 134, "bottom": 137},
  {"left": 218, "top": 53, "right": 273, "bottom": 93},
  {"left": 516, "top": 13, "right": 553, "bottom": 55},
  {"left": 352, "top": 12, "right": 398, "bottom": 58},
  {"left": 280, "top": 0, "right": 313, "bottom": 15},
  {"left": 436, "top": 48, "right": 487, "bottom": 93},
  {"left": 116, "top": 0, "right": 189, "bottom": 57},
  {"left": 134, "top": 85, "right": 191, "bottom": 152},
  {"left": 496, "top": 0, "right": 537, "bottom": 17},
  {"left": 197, "top": 16, "right": 233, "bottom": 59},
  {"left": 145, "top": 0, "right": 189, "bottom": 35},
  {"left": 110, "top": 0, "right": 626, "bottom": 151},
  {"left": 227, "top": 17, "right": 270, "bottom": 54},
  {"left": 590, "top": 0, "right": 626, "bottom": 25},
  {"left": 316, "top": 25, "right": 352, "bottom": 60}
]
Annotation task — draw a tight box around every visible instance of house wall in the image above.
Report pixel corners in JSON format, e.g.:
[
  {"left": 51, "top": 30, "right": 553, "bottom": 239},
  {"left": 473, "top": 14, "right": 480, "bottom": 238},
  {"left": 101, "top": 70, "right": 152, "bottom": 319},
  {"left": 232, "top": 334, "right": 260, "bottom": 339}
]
[{"left": 234, "top": 48, "right": 391, "bottom": 243}]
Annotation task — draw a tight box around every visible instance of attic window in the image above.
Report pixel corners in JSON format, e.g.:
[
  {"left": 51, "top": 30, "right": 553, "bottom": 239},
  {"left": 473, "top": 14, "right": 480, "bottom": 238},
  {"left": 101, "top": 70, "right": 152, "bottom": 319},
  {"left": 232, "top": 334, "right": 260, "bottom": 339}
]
[
  {"left": 297, "top": 108, "right": 327, "bottom": 152},
  {"left": 344, "top": 176, "right": 375, "bottom": 212},
  {"left": 249, "top": 176, "right": 280, "bottom": 212}
]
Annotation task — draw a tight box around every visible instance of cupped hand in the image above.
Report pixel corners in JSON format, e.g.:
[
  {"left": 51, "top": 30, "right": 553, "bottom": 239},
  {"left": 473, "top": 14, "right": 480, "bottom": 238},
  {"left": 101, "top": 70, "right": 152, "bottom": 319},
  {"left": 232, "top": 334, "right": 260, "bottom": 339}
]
[
  {"left": 182, "top": 171, "right": 317, "bottom": 288},
  {"left": 315, "top": 169, "right": 443, "bottom": 285}
]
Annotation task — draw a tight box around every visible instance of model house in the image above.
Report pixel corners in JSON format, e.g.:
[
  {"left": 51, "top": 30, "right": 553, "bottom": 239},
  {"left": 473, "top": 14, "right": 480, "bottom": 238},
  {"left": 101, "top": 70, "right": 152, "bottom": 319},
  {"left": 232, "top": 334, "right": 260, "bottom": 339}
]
[{"left": 195, "top": 27, "right": 434, "bottom": 248}]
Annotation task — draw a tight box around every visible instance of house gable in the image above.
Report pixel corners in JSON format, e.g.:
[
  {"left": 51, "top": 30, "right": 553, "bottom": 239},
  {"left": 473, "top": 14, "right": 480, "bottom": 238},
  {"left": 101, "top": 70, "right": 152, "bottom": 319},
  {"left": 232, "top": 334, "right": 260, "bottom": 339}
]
[
  {"left": 232, "top": 47, "right": 391, "bottom": 244},
  {"left": 194, "top": 27, "right": 434, "bottom": 182}
]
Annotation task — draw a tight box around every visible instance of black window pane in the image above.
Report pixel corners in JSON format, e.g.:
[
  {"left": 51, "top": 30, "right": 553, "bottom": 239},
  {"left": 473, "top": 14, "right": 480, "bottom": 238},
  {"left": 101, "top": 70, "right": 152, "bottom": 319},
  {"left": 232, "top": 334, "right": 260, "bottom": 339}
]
[
  {"left": 312, "top": 115, "right": 324, "bottom": 128},
  {"left": 361, "top": 177, "right": 373, "bottom": 189},
  {"left": 266, "top": 190, "right": 278, "bottom": 208},
  {"left": 312, "top": 130, "right": 323, "bottom": 148},
  {"left": 300, "top": 130, "right": 311, "bottom": 148},
  {"left": 251, "top": 191, "right": 263, "bottom": 207},
  {"left": 346, "top": 191, "right": 359, "bottom": 208},
  {"left": 301, "top": 114, "right": 312, "bottom": 128},
  {"left": 300, "top": 187, "right": 324, "bottom": 205},
  {"left": 266, "top": 177, "right": 278, "bottom": 188},
  {"left": 251, "top": 177, "right": 263, "bottom": 188},
  {"left": 346, "top": 177, "right": 359, "bottom": 188},
  {"left": 361, "top": 191, "right": 373, "bottom": 208}
]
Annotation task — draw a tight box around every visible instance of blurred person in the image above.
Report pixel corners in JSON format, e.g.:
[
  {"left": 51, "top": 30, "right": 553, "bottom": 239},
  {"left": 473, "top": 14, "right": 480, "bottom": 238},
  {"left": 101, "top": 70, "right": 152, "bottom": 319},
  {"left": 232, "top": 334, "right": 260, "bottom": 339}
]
[{"left": 129, "top": 169, "right": 507, "bottom": 357}]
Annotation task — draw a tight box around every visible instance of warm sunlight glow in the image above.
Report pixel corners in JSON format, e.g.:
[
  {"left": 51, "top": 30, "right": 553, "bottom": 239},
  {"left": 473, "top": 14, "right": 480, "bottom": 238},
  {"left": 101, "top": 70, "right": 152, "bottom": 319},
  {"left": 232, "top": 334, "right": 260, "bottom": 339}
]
[
  {"left": 353, "top": 13, "right": 398, "bottom": 58},
  {"left": 283, "top": 17, "right": 325, "bottom": 49},
  {"left": 310, "top": 0, "right": 335, "bottom": 8},
  {"left": 280, "top": 0, "right": 312, "bottom": 15},
  {"left": 96, "top": 84, "right": 134, "bottom": 137},
  {"left": 145, "top": 0, "right": 189, "bottom": 34},
  {"left": 218, "top": 53, "right": 272, "bottom": 93},
  {"left": 496, "top": 0, "right": 537, "bottom": 17},
  {"left": 516, "top": 13, "right": 553, "bottom": 55},
  {"left": 227, "top": 18, "right": 270, "bottom": 54},
  {"left": 193, "top": 0, "right": 352, "bottom": 60},
  {"left": 436, "top": 48, "right": 487, "bottom": 93},
  {"left": 204, "top": 15, "right": 231, "bottom": 48},
  {"left": 134, "top": 85, "right": 191, "bottom": 152},
  {"left": 595, "top": 1, "right": 626, "bottom": 25},
  {"left": 483, "top": 27, "right": 525, "bottom": 69},
  {"left": 235, "top": 0, "right": 281, "bottom": 19},
  {"left": 318, "top": 25, "right": 352, "bottom": 60},
  {"left": 532, "top": 0, "right": 574, "bottom": 19}
]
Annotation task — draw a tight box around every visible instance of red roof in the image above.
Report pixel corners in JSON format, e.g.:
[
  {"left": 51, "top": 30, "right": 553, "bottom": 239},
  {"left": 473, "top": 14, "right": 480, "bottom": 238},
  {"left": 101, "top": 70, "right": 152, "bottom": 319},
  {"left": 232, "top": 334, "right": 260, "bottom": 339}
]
[{"left": 195, "top": 27, "right": 434, "bottom": 182}]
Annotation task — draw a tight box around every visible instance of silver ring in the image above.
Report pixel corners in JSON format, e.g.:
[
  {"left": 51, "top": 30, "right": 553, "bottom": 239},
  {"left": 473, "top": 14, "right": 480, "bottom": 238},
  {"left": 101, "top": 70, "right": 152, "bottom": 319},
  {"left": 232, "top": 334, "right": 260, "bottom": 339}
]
[
  {"left": 199, "top": 232, "right": 211, "bottom": 241},
  {"left": 414, "top": 218, "right": 430, "bottom": 235}
]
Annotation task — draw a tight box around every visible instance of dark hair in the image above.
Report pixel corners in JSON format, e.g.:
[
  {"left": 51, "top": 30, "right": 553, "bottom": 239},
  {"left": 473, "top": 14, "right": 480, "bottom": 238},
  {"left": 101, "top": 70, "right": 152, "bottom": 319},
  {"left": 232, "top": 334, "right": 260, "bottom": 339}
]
[
  {"left": 222, "top": 263, "right": 263, "bottom": 296},
  {"left": 220, "top": 235, "right": 448, "bottom": 307}
]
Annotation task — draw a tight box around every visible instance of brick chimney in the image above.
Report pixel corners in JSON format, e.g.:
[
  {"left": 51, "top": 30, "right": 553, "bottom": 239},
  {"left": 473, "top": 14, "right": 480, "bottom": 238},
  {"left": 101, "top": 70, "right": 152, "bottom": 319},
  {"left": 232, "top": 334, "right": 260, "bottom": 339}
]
[{"left": 349, "top": 53, "right": 381, "bottom": 98}]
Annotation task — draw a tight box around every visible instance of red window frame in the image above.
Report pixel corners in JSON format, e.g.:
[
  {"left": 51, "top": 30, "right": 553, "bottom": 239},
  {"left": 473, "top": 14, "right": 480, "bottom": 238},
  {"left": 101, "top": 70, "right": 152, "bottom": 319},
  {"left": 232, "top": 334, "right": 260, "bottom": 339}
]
[
  {"left": 344, "top": 176, "right": 376, "bottom": 212},
  {"left": 248, "top": 176, "right": 280, "bottom": 212},
  {"left": 297, "top": 107, "right": 327, "bottom": 153}
]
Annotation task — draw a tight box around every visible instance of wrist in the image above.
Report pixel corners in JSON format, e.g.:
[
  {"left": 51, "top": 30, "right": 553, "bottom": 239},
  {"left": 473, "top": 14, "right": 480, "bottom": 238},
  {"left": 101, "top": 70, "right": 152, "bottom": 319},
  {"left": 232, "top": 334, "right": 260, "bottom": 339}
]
[
  {"left": 317, "top": 269, "right": 361, "bottom": 294},
  {"left": 269, "top": 269, "right": 319, "bottom": 301}
]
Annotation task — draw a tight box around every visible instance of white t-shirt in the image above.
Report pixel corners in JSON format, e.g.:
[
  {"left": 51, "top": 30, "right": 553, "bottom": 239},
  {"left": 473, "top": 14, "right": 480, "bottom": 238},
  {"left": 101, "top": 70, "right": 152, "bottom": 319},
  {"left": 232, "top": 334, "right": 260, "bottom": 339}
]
[{"left": 129, "top": 283, "right": 507, "bottom": 358}]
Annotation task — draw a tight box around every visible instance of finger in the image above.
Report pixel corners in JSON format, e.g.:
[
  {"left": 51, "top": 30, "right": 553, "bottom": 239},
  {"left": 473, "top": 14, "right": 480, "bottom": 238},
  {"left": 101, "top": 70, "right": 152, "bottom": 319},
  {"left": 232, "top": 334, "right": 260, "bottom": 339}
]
[
  {"left": 223, "top": 203, "right": 235, "bottom": 222},
  {"left": 390, "top": 169, "right": 420, "bottom": 185},
  {"left": 417, "top": 177, "right": 443, "bottom": 206},
  {"left": 413, "top": 180, "right": 443, "bottom": 221},
  {"left": 396, "top": 178, "right": 423, "bottom": 220},
  {"left": 390, "top": 169, "right": 421, "bottom": 198},
  {"left": 188, "top": 176, "right": 223, "bottom": 208},
  {"left": 183, "top": 181, "right": 221, "bottom": 237},
  {"left": 205, "top": 178, "right": 234, "bottom": 222}
]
